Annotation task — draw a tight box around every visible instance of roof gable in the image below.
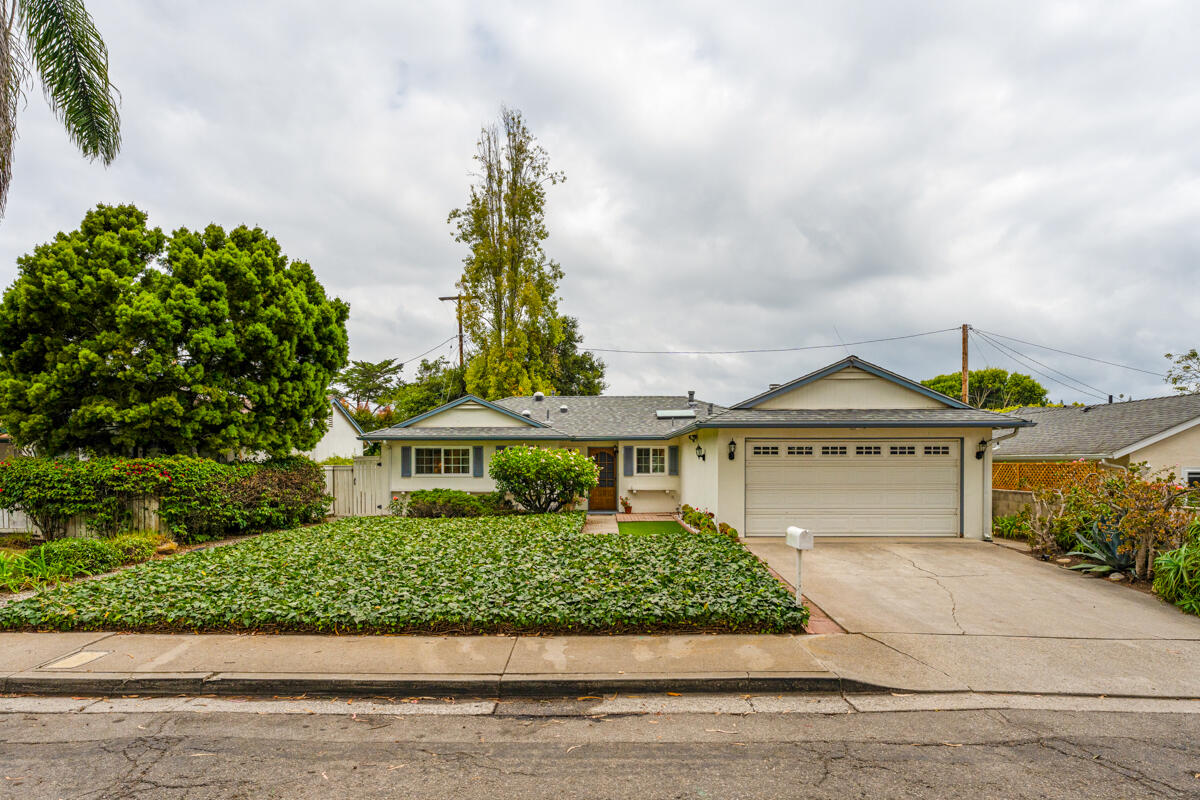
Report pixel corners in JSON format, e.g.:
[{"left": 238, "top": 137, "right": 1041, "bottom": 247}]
[
  {"left": 734, "top": 356, "right": 972, "bottom": 411},
  {"left": 395, "top": 395, "right": 547, "bottom": 429},
  {"left": 330, "top": 398, "right": 364, "bottom": 435}
]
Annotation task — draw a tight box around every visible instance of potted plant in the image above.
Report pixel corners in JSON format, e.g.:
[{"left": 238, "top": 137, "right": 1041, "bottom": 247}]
[{"left": 620, "top": 496, "right": 632, "bottom": 513}]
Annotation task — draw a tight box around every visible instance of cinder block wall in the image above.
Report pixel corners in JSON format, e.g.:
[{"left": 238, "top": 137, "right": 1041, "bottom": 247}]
[{"left": 992, "top": 489, "right": 1033, "bottom": 518}]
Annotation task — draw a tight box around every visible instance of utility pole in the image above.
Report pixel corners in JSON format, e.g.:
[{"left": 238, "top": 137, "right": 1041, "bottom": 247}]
[
  {"left": 961, "top": 323, "right": 969, "bottom": 405},
  {"left": 439, "top": 295, "right": 465, "bottom": 369}
]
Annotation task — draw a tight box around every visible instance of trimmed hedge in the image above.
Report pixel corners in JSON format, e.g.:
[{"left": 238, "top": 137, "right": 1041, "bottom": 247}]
[
  {"left": 400, "top": 489, "right": 509, "bottom": 518},
  {"left": 0, "top": 455, "right": 327, "bottom": 543}
]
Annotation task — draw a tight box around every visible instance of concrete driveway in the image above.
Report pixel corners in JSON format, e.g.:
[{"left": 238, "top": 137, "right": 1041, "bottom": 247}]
[{"left": 745, "top": 537, "right": 1200, "bottom": 639}]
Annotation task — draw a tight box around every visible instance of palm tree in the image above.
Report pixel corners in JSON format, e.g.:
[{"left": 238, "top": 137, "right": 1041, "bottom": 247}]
[{"left": 0, "top": 0, "right": 120, "bottom": 216}]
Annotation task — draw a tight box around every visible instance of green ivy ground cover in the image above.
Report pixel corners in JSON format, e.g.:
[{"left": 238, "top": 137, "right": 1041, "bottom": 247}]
[{"left": 0, "top": 513, "right": 809, "bottom": 634}]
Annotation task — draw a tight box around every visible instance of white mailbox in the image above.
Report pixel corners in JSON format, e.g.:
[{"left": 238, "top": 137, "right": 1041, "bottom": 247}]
[
  {"left": 786, "top": 526, "right": 813, "bottom": 551},
  {"left": 784, "top": 526, "right": 813, "bottom": 605}
]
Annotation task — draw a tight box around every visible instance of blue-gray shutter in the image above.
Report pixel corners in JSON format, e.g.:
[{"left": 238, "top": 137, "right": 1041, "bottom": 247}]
[
  {"left": 495, "top": 445, "right": 507, "bottom": 452},
  {"left": 623, "top": 446, "right": 634, "bottom": 477},
  {"left": 400, "top": 446, "right": 412, "bottom": 477},
  {"left": 668, "top": 445, "right": 679, "bottom": 476},
  {"left": 472, "top": 446, "right": 484, "bottom": 477}
]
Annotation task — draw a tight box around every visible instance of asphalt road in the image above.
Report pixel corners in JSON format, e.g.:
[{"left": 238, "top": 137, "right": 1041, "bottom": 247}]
[{"left": 2, "top": 698, "right": 1199, "bottom": 799}]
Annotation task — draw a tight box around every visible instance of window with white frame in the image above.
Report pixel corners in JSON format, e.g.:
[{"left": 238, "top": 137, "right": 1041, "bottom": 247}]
[
  {"left": 414, "top": 446, "right": 471, "bottom": 475},
  {"left": 635, "top": 446, "right": 666, "bottom": 474}
]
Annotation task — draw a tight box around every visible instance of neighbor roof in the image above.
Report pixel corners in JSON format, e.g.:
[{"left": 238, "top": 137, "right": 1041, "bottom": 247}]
[{"left": 994, "top": 394, "right": 1200, "bottom": 459}]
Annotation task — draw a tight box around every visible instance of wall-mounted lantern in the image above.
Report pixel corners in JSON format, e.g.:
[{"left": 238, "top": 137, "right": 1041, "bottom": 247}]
[{"left": 727, "top": 440, "right": 737, "bottom": 460}]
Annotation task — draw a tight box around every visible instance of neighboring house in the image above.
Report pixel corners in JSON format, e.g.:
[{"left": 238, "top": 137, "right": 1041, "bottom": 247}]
[
  {"left": 995, "top": 394, "right": 1200, "bottom": 486},
  {"left": 298, "top": 398, "right": 365, "bottom": 462},
  {"left": 361, "top": 356, "right": 1031, "bottom": 539}
]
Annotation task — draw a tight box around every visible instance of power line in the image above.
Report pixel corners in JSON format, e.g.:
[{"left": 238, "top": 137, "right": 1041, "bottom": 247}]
[
  {"left": 973, "top": 330, "right": 1109, "bottom": 402},
  {"left": 588, "top": 327, "right": 959, "bottom": 355},
  {"left": 973, "top": 329, "right": 1111, "bottom": 398},
  {"left": 400, "top": 335, "right": 459, "bottom": 367},
  {"left": 975, "top": 328, "right": 1166, "bottom": 378}
]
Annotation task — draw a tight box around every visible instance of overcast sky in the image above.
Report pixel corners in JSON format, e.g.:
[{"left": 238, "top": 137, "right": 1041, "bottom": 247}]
[{"left": 1, "top": 1, "right": 1193, "bottom": 405}]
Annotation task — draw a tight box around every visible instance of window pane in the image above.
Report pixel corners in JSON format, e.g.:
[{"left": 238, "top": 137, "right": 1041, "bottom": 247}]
[
  {"left": 443, "top": 448, "right": 470, "bottom": 475},
  {"left": 415, "top": 448, "right": 441, "bottom": 474},
  {"left": 636, "top": 448, "right": 650, "bottom": 473},
  {"left": 651, "top": 448, "right": 665, "bottom": 473}
]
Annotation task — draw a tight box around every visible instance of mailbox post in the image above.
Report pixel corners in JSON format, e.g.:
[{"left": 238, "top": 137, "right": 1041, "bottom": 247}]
[{"left": 785, "top": 526, "right": 814, "bottom": 605}]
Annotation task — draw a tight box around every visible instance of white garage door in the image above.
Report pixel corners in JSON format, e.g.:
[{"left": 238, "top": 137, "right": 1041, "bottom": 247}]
[{"left": 744, "top": 438, "right": 960, "bottom": 537}]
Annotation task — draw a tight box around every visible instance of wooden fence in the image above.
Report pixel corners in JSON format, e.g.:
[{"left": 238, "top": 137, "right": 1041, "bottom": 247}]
[
  {"left": 992, "top": 461, "right": 1104, "bottom": 491},
  {"left": 0, "top": 497, "right": 166, "bottom": 539},
  {"left": 323, "top": 457, "right": 388, "bottom": 518}
]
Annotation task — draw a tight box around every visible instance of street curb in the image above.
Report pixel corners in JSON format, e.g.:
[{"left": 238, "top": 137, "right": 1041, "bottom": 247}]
[{"left": 1, "top": 671, "right": 894, "bottom": 698}]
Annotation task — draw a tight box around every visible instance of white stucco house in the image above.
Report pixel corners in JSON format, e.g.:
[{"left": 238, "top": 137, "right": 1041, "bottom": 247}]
[
  {"left": 298, "top": 398, "right": 365, "bottom": 462},
  {"left": 360, "top": 356, "right": 1033, "bottom": 539}
]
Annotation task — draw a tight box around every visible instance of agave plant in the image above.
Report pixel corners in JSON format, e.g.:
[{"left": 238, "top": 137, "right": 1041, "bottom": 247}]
[{"left": 1068, "top": 520, "right": 1135, "bottom": 576}]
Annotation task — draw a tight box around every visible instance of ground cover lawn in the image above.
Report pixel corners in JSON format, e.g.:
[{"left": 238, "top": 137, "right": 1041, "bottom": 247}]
[
  {"left": 0, "top": 513, "right": 809, "bottom": 634},
  {"left": 616, "top": 520, "right": 687, "bottom": 535}
]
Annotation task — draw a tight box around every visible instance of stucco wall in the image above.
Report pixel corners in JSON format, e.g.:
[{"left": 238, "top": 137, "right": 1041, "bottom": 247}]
[
  {"left": 617, "top": 439, "right": 683, "bottom": 512},
  {"left": 713, "top": 426, "right": 996, "bottom": 539},
  {"left": 408, "top": 402, "right": 529, "bottom": 428},
  {"left": 754, "top": 368, "right": 946, "bottom": 410},
  {"left": 1125, "top": 423, "right": 1200, "bottom": 479},
  {"left": 301, "top": 407, "right": 362, "bottom": 462},
  {"left": 678, "top": 429, "right": 720, "bottom": 512}
]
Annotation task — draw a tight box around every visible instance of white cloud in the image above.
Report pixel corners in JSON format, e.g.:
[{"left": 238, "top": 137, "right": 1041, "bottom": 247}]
[{"left": 1, "top": 0, "right": 1195, "bottom": 405}]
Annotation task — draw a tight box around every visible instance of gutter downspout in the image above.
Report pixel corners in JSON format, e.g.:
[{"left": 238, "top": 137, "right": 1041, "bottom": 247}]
[
  {"left": 982, "top": 428, "right": 1022, "bottom": 542},
  {"left": 1100, "top": 458, "right": 1128, "bottom": 472}
]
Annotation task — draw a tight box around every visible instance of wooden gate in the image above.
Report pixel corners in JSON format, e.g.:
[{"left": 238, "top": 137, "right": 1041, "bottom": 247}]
[
  {"left": 352, "top": 456, "right": 388, "bottom": 516},
  {"left": 323, "top": 465, "right": 354, "bottom": 517}
]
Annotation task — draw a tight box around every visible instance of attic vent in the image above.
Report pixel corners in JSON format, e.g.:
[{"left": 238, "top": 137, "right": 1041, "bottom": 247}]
[
  {"left": 521, "top": 409, "right": 532, "bottom": 417},
  {"left": 656, "top": 409, "right": 696, "bottom": 419},
  {"left": 769, "top": 383, "right": 781, "bottom": 390},
  {"left": 533, "top": 391, "right": 545, "bottom": 402},
  {"left": 559, "top": 405, "right": 569, "bottom": 414}
]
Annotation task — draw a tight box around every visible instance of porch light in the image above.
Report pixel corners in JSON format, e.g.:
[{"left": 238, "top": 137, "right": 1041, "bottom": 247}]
[
  {"left": 727, "top": 440, "right": 737, "bottom": 460},
  {"left": 975, "top": 439, "right": 988, "bottom": 460},
  {"left": 695, "top": 444, "right": 706, "bottom": 461}
]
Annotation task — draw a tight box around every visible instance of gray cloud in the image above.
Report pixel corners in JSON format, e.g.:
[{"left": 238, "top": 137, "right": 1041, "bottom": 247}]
[{"left": 1, "top": 0, "right": 1194, "bottom": 406}]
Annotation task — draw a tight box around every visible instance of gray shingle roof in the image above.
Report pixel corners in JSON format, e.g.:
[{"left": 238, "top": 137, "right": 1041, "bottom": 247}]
[
  {"left": 698, "top": 408, "right": 1031, "bottom": 428},
  {"left": 361, "top": 426, "right": 565, "bottom": 441},
  {"left": 995, "top": 394, "right": 1200, "bottom": 458},
  {"left": 490, "top": 395, "right": 727, "bottom": 439}
]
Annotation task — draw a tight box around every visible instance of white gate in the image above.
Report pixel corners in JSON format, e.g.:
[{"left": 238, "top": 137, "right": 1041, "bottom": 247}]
[
  {"left": 323, "top": 465, "right": 355, "bottom": 517},
  {"left": 352, "top": 456, "right": 388, "bottom": 516}
]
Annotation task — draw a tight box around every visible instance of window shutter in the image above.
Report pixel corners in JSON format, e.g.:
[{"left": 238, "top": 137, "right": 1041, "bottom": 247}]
[
  {"left": 400, "top": 446, "right": 412, "bottom": 477},
  {"left": 623, "top": 446, "right": 634, "bottom": 477},
  {"left": 472, "top": 446, "right": 484, "bottom": 477},
  {"left": 495, "top": 445, "right": 507, "bottom": 452},
  {"left": 668, "top": 445, "right": 679, "bottom": 476}
]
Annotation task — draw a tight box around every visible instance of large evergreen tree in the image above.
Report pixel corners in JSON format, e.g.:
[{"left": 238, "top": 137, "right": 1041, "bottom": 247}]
[
  {"left": 0, "top": 204, "right": 349, "bottom": 456},
  {"left": 448, "top": 107, "right": 604, "bottom": 399}
]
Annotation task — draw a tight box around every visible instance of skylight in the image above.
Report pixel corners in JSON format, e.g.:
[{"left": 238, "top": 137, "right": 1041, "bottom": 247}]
[{"left": 656, "top": 409, "right": 696, "bottom": 419}]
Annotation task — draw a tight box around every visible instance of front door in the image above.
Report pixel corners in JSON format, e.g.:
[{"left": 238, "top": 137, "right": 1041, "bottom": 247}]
[{"left": 588, "top": 447, "right": 617, "bottom": 511}]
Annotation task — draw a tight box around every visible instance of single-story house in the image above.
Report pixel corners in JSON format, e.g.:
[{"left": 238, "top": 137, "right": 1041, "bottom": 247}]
[
  {"left": 298, "top": 398, "right": 365, "bottom": 462},
  {"left": 361, "top": 356, "right": 1031, "bottom": 539},
  {"left": 995, "top": 394, "right": 1200, "bottom": 486}
]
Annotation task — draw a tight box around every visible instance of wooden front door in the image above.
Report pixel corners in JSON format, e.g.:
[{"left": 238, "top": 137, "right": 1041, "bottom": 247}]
[{"left": 588, "top": 447, "right": 617, "bottom": 511}]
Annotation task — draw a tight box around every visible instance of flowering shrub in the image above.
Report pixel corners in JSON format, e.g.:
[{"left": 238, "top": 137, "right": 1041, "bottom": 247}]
[
  {"left": 488, "top": 447, "right": 598, "bottom": 513},
  {"left": 0, "top": 456, "right": 327, "bottom": 543}
]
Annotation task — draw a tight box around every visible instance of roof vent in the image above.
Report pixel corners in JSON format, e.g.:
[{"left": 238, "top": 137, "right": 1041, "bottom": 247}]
[
  {"left": 687, "top": 390, "right": 696, "bottom": 406},
  {"left": 533, "top": 391, "right": 545, "bottom": 402},
  {"left": 769, "top": 383, "right": 781, "bottom": 390},
  {"left": 521, "top": 409, "right": 532, "bottom": 417},
  {"left": 560, "top": 405, "right": 569, "bottom": 413}
]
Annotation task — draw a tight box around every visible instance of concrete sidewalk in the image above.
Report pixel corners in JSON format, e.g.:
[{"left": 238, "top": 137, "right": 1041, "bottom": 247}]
[{"left": 6, "top": 626, "right": 1200, "bottom": 699}]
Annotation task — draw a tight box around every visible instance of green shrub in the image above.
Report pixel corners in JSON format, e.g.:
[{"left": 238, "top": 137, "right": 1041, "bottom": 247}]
[
  {"left": 1153, "top": 541, "right": 1200, "bottom": 616},
  {"left": 27, "top": 538, "right": 123, "bottom": 577},
  {"left": 0, "top": 456, "right": 328, "bottom": 545},
  {"left": 109, "top": 532, "right": 161, "bottom": 564},
  {"left": 318, "top": 456, "right": 354, "bottom": 465},
  {"left": 406, "top": 489, "right": 487, "bottom": 518},
  {"left": 992, "top": 511, "right": 1031, "bottom": 542},
  {"left": 488, "top": 447, "right": 598, "bottom": 513}
]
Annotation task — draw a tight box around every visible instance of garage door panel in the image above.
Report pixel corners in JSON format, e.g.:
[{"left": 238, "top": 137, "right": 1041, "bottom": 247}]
[{"left": 744, "top": 438, "right": 960, "bottom": 537}]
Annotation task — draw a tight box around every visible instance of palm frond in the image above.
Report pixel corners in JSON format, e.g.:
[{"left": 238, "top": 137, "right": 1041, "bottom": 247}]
[
  {"left": 0, "top": 0, "right": 29, "bottom": 216},
  {"left": 19, "top": 0, "right": 119, "bottom": 164}
]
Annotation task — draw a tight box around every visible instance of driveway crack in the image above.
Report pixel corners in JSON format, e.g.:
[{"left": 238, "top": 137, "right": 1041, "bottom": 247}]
[{"left": 883, "top": 547, "right": 966, "bottom": 635}]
